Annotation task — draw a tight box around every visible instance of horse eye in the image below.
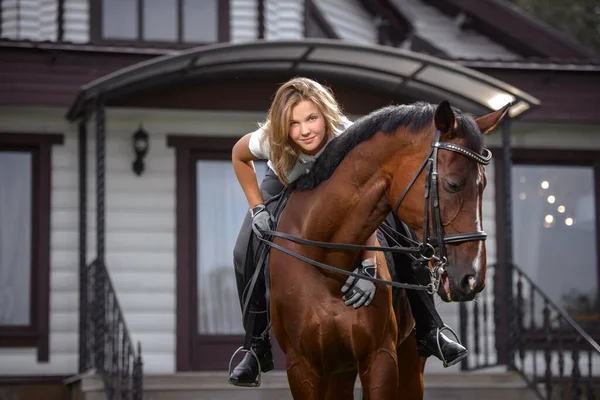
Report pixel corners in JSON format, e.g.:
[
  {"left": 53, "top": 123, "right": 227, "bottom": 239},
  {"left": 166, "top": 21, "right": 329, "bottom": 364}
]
[{"left": 444, "top": 180, "right": 462, "bottom": 193}]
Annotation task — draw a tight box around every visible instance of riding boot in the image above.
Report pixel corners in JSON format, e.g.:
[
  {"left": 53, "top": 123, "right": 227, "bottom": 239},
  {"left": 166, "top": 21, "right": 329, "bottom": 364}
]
[
  {"left": 407, "top": 288, "right": 468, "bottom": 367},
  {"left": 228, "top": 269, "right": 274, "bottom": 387},
  {"left": 227, "top": 312, "right": 274, "bottom": 387}
]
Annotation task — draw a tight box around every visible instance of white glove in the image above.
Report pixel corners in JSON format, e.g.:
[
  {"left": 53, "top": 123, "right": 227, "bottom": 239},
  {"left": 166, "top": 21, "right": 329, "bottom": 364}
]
[{"left": 341, "top": 259, "right": 376, "bottom": 309}]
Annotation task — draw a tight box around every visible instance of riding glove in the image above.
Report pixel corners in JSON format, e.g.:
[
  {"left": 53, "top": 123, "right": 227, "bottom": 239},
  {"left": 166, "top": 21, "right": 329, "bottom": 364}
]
[
  {"left": 250, "top": 204, "right": 274, "bottom": 238},
  {"left": 341, "top": 259, "right": 377, "bottom": 309}
]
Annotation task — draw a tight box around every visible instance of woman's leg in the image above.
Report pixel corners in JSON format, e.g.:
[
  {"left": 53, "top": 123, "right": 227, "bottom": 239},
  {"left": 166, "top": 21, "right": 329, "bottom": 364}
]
[
  {"left": 391, "top": 215, "right": 468, "bottom": 368},
  {"left": 229, "top": 167, "right": 284, "bottom": 386}
]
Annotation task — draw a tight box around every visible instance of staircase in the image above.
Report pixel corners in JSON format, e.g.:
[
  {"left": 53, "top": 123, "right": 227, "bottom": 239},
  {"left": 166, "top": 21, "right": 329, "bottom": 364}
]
[
  {"left": 68, "top": 370, "right": 535, "bottom": 400},
  {"left": 460, "top": 263, "right": 600, "bottom": 400}
]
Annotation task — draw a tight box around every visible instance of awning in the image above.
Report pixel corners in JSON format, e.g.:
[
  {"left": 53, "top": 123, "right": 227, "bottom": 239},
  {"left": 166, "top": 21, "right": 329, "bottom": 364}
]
[{"left": 66, "top": 38, "right": 541, "bottom": 121}]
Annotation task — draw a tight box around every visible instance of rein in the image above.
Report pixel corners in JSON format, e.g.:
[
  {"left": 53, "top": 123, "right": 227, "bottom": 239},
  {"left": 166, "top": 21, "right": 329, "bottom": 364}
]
[{"left": 256, "top": 129, "right": 492, "bottom": 294}]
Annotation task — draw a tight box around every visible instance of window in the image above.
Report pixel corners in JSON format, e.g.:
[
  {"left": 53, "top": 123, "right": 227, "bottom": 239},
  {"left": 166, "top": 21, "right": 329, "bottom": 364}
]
[
  {"left": 91, "top": 0, "right": 229, "bottom": 45},
  {"left": 513, "top": 163, "right": 598, "bottom": 330},
  {"left": 196, "top": 159, "right": 267, "bottom": 335},
  {"left": 0, "top": 133, "right": 62, "bottom": 362}
]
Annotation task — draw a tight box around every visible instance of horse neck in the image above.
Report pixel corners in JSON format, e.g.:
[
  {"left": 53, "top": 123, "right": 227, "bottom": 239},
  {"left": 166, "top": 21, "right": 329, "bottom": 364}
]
[{"left": 299, "top": 129, "right": 421, "bottom": 247}]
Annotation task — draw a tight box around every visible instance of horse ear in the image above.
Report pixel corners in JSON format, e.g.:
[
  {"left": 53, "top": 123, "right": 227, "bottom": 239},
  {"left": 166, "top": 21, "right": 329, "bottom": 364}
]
[
  {"left": 434, "top": 100, "right": 457, "bottom": 138},
  {"left": 476, "top": 102, "right": 511, "bottom": 134}
]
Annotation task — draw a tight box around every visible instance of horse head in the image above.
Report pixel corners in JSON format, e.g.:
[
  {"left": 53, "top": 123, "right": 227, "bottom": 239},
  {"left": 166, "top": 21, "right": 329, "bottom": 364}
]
[{"left": 391, "top": 100, "right": 510, "bottom": 302}]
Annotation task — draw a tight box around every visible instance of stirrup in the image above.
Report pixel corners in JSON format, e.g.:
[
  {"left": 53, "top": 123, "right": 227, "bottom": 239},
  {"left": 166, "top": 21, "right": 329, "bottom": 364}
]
[
  {"left": 435, "top": 324, "right": 467, "bottom": 368},
  {"left": 228, "top": 346, "right": 262, "bottom": 387}
]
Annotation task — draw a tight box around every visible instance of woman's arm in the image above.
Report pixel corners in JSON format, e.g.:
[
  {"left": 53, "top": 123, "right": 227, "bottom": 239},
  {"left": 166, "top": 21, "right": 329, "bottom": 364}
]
[{"left": 232, "top": 132, "right": 264, "bottom": 208}]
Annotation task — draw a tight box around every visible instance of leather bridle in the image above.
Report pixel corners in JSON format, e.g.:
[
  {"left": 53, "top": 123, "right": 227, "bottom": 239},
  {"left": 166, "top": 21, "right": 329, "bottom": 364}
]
[{"left": 391, "top": 129, "right": 491, "bottom": 286}]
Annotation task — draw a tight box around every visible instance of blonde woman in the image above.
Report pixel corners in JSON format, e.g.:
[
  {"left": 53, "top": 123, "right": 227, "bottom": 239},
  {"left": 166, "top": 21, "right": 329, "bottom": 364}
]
[{"left": 228, "top": 77, "right": 466, "bottom": 387}]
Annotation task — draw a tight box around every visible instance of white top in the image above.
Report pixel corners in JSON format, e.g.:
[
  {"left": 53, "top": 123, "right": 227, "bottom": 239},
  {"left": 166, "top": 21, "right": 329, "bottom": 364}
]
[{"left": 248, "top": 117, "right": 354, "bottom": 183}]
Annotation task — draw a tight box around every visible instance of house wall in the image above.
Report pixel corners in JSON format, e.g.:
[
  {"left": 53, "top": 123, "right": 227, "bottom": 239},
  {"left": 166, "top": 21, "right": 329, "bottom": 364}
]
[
  {"left": 0, "top": 106, "right": 265, "bottom": 375},
  {"left": 1, "top": 109, "right": 599, "bottom": 376},
  {"left": 231, "top": 0, "right": 259, "bottom": 42}
]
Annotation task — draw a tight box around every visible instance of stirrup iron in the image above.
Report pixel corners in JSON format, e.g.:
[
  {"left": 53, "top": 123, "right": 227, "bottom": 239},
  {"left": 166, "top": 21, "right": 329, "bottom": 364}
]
[
  {"left": 435, "top": 324, "right": 466, "bottom": 368},
  {"left": 228, "top": 346, "right": 262, "bottom": 387}
]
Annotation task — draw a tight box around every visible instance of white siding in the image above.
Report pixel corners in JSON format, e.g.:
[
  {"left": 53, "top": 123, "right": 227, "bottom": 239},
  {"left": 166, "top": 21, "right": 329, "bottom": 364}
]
[
  {"left": 0, "top": 106, "right": 264, "bottom": 375},
  {"left": 313, "top": 0, "right": 378, "bottom": 44},
  {"left": 231, "top": 0, "right": 259, "bottom": 42},
  {"left": 63, "top": 0, "right": 88, "bottom": 43},
  {"left": 265, "top": 0, "right": 304, "bottom": 40},
  {"left": 1, "top": 0, "right": 57, "bottom": 41}
]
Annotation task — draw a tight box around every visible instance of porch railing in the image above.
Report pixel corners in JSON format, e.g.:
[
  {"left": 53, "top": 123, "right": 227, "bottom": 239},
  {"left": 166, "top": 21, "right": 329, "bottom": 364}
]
[
  {"left": 460, "top": 263, "right": 600, "bottom": 399},
  {"left": 77, "top": 103, "right": 144, "bottom": 399},
  {"left": 80, "top": 259, "right": 144, "bottom": 400}
]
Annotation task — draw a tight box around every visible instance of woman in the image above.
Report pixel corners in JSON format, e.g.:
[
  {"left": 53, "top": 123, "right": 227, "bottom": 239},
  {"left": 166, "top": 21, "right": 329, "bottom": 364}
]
[{"left": 228, "top": 77, "right": 466, "bottom": 387}]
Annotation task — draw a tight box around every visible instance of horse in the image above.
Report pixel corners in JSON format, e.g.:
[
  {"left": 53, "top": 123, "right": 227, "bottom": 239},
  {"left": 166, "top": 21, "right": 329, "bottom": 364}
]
[{"left": 265, "top": 100, "right": 510, "bottom": 399}]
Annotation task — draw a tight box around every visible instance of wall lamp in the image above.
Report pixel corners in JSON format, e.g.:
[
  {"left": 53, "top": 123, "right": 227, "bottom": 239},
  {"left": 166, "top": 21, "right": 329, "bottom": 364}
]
[{"left": 132, "top": 125, "right": 149, "bottom": 176}]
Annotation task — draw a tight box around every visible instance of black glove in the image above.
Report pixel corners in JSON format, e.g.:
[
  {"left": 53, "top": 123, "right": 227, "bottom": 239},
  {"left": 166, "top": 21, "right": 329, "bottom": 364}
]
[{"left": 250, "top": 204, "right": 274, "bottom": 238}]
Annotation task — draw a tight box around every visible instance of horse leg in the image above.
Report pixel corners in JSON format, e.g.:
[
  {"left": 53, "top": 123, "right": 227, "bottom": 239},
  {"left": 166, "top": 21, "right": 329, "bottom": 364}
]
[
  {"left": 396, "top": 331, "right": 427, "bottom": 400},
  {"left": 286, "top": 352, "right": 327, "bottom": 399},
  {"left": 358, "top": 347, "right": 399, "bottom": 400},
  {"left": 325, "top": 370, "right": 358, "bottom": 400}
]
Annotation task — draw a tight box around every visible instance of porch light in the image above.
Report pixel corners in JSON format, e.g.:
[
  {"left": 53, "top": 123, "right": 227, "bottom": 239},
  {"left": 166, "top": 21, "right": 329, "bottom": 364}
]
[{"left": 132, "top": 125, "right": 149, "bottom": 176}]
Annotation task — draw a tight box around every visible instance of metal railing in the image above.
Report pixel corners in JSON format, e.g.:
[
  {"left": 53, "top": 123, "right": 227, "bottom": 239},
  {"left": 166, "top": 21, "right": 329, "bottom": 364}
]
[
  {"left": 81, "top": 259, "right": 144, "bottom": 400},
  {"left": 460, "top": 263, "right": 600, "bottom": 399}
]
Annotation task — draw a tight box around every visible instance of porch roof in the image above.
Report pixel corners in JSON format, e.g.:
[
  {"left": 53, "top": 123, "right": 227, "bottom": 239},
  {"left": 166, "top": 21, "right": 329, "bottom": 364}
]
[{"left": 65, "top": 39, "right": 540, "bottom": 121}]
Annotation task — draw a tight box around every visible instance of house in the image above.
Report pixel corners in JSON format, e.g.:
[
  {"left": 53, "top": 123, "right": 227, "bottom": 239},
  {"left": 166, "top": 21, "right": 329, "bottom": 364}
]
[{"left": 1, "top": 0, "right": 599, "bottom": 399}]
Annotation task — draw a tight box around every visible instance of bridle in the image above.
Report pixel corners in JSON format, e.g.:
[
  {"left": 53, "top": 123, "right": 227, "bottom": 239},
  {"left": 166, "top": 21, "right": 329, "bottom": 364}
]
[
  {"left": 257, "top": 129, "right": 492, "bottom": 294},
  {"left": 391, "top": 129, "right": 491, "bottom": 290}
]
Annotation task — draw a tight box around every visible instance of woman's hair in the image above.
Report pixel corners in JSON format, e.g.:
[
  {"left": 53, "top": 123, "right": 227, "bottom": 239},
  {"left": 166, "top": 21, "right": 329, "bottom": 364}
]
[{"left": 259, "top": 77, "right": 346, "bottom": 185}]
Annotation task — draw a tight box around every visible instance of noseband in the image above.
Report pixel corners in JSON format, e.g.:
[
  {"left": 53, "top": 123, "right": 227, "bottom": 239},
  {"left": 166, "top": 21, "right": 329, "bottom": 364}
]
[{"left": 392, "top": 129, "right": 491, "bottom": 276}]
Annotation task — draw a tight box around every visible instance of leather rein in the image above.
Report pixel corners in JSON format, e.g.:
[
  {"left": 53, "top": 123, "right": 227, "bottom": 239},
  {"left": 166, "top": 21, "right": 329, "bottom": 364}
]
[{"left": 257, "top": 129, "right": 492, "bottom": 294}]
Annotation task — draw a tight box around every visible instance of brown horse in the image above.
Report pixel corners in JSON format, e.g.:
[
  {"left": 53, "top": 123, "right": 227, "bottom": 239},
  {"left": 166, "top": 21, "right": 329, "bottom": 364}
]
[{"left": 266, "top": 100, "right": 509, "bottom": 399}]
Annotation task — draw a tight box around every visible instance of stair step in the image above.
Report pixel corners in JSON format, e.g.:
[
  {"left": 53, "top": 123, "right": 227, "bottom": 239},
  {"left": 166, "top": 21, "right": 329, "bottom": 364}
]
[{"left": 77, "top": 371, "right": 539, "bottom": 400}]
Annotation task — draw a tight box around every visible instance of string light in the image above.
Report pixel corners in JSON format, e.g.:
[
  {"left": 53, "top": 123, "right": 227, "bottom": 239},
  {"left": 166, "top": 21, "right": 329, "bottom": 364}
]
[
  {"left": 545, "top": 215, "right": 554, "bottom": 224},
  {"left": 565, "top": 217, "right": 574, "bottom": 226},
  {"left": 547, "top": 195, "right": 555, "bottom": 204},
  {"left": 557, "top": 205, "right": 565, "bottom": 213},
  {"left": 541, "top": 181, "right": 549, "bottom": 189}
]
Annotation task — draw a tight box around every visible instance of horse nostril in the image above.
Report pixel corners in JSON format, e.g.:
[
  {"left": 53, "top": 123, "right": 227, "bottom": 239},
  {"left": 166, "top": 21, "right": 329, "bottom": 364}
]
[{"left": 463, "top": 275, "right": 476, "bottom": 292}]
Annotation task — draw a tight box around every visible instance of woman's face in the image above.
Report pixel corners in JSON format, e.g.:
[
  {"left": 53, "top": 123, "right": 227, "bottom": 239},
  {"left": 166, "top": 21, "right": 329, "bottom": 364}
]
[{"left": 289, "top": 99, "right": 327, "bottom": 156}]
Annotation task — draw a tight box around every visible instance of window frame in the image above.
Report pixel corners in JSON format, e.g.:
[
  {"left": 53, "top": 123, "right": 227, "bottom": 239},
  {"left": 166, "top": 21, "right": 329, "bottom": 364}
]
[
  {"left": 89, "top": 0, "right": 230, "bottom": 48},
  {"left": 0, "top": 132, "right": 63, "bottom": 362}
]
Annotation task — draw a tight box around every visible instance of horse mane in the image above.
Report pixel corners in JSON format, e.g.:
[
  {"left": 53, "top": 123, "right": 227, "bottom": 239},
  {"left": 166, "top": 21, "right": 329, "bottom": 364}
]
[{"left": 293, "top": 101, "right": 484, "bottom": 191}]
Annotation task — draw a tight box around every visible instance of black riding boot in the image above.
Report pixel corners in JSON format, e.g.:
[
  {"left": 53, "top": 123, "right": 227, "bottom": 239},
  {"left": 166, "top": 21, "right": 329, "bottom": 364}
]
[
  {"left": 407, "top": 288, "right": 468, "bottom": 367},
  {"left": 228, "top": 329, "right": 274, "bottom": 387},
  {"left": 228, "top": 268, "right": 274, "bottom": 386}
]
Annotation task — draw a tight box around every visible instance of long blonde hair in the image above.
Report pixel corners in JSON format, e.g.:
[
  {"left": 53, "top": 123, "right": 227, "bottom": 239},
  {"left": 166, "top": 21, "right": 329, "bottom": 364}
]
[{"left": 259, "top": 77, "right": 346, "bottom": 185}]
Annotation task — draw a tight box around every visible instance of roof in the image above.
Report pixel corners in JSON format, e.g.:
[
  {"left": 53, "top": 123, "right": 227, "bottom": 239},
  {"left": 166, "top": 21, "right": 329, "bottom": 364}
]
[
  {"left": 422, "top": 0, "right": 599, "bottom": 60},
  {"left": 65, "top": 38, "right": 540, "bottom": 121},
  {"left": 389, "top": 0, "right": 521, "bottom": 61}
]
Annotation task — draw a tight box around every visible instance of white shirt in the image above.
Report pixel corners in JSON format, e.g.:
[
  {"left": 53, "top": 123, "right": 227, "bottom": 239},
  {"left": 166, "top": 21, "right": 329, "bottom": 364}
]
[{"left": 248, "top": 117, "right": 354, "bottom": 184}]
